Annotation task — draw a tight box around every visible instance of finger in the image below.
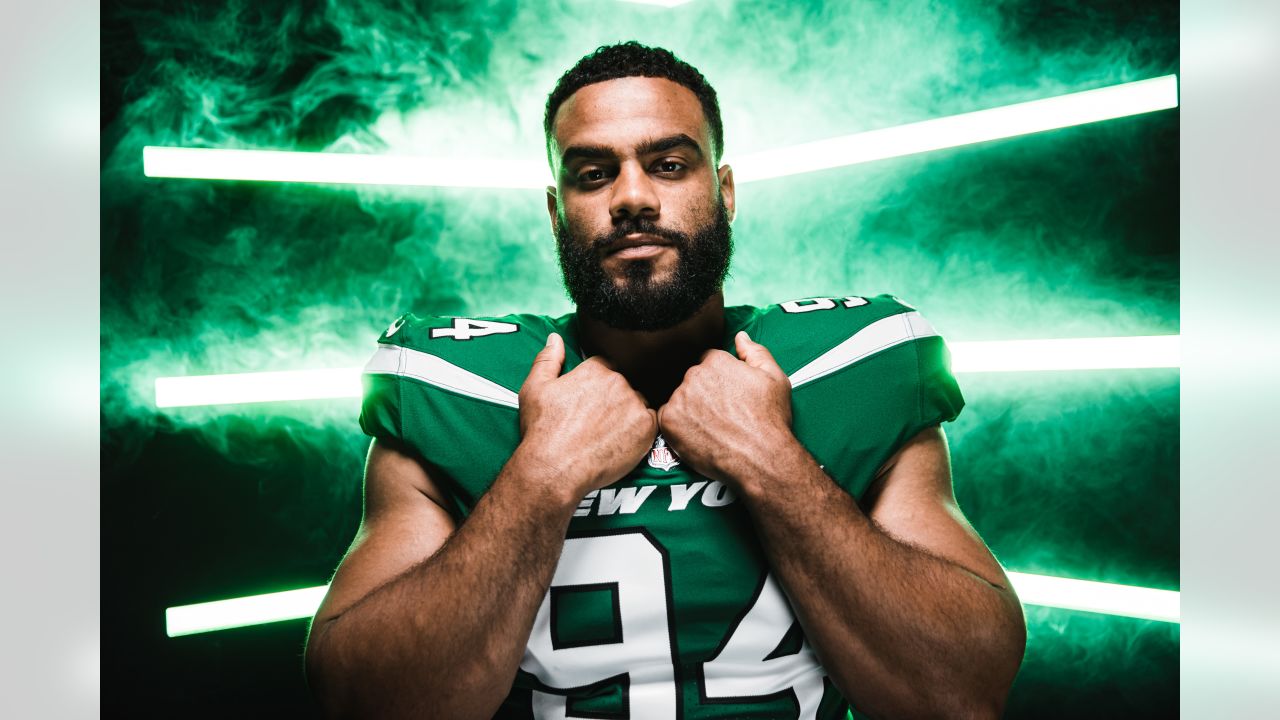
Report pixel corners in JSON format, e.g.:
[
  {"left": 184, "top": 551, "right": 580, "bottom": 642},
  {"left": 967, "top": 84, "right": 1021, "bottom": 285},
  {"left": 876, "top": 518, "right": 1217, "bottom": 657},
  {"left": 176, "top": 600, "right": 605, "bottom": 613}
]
[
  {"left": 735, "top": 331, "right": 785, "bottom": 376},
  {"left": 583, "top": 354, "right": 617, "bottom": 372},
  {"left": 522, "top": 332, "right": 565, "bottom": 389},
  {"left": 698, "top": 348, "right": 731, "bottom": 364}
]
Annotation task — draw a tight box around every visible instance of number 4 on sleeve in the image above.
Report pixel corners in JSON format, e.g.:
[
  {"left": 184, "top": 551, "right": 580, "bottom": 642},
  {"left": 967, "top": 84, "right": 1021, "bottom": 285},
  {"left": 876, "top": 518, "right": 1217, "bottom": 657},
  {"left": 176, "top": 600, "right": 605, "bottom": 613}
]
[{"left": 430, "top": 318, "right": 520, "bottom": 341}]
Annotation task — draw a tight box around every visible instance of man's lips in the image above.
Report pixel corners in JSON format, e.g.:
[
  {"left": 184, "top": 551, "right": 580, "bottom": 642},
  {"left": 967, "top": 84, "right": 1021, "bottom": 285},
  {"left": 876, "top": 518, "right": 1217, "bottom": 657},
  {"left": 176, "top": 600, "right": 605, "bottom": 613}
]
[{"left": 607, "top": 233, "right": 673, "bottom": 259}]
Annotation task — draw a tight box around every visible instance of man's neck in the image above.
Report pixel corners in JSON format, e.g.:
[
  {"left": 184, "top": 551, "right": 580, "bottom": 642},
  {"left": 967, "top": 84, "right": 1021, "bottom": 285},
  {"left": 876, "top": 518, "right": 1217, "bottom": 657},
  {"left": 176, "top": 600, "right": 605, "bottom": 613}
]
[{"left": 576, "top": 292, "right": 726, "bottom": 408}]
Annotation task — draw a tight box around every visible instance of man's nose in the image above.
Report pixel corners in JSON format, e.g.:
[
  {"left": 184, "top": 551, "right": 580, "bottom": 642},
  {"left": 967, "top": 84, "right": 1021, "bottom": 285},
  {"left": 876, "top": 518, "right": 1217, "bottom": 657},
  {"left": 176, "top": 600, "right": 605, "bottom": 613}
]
[{"left": 609, "top": 161, "right": 660, "bottom": 222}]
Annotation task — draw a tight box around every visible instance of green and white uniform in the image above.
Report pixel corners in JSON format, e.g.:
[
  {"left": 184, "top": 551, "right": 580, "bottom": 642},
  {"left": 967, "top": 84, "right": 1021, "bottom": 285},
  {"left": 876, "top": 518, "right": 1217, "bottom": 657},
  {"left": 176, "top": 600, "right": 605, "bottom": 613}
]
[{"left": 360, "top": 294, "right": 964, "bottom": 719}]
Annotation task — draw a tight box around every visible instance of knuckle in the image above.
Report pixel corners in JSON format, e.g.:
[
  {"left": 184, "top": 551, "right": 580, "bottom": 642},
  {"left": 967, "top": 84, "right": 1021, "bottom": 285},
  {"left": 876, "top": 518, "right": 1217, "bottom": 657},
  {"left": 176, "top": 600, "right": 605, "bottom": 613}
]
[{"left": 662, "top": 404, "right": 680, "bottom": 426}]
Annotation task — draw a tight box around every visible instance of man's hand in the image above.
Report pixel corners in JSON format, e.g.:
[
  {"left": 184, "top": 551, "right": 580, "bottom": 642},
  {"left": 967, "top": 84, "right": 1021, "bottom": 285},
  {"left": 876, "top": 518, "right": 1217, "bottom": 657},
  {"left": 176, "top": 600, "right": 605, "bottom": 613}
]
[
  {"left": 658, "top": 331, "right": 794, "bottom": 484},
  {"left": 517, "top": 333, "right": 658, "bottom": 495},
  {"left": 662, "top": 331, "right": 1025, "bottom": 716},
  {"left": 307, "top": 333, "right": 658, "bottom": 719}
]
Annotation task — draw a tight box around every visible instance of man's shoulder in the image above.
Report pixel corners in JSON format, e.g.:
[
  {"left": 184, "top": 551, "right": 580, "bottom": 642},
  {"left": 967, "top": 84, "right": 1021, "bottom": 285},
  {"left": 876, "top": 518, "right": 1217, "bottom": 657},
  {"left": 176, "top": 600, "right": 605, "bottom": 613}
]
[
  {"left": 752, "top": 293, "right": 965, "bottom": 498},
  {"left": 368, "top": 310, "right": 572, "bottom": 392},
  {"left": 738, "top": 293, "right": 930, "bottom": 375},
  {"left": 375, "top": 310, "right": 565, "bottom": 349}
]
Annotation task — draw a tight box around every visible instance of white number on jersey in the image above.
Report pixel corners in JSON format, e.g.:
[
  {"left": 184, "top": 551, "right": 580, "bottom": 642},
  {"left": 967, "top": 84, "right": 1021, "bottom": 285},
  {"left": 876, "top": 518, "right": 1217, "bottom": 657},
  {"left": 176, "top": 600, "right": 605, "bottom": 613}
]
[
  {"left": 780, "top": 296, "right": 868, "bottom": 314},
  {"left": 522, "top": 532, "right": 678, "bottom": 719},
  {"left": 521, "top": 533, "right": 826, "bottom": 719},
  {"left": 780, "top": 298, "right": 837, "bottom": 314},
  {"left": 428, "top": 318, "right": 519, "bottom": 341},
  {"left": 702, "top": 574, "right": 826, "bottom": 717}
]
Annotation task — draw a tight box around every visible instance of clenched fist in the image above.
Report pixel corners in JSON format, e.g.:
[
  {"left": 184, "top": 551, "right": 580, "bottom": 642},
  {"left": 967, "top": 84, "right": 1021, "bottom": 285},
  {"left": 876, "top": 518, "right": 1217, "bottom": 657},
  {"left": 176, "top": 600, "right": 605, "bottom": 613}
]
[
  {"left": 658, "top": 331, "right": 796, "bottom": 485},
  {"left": 516, "top": 333, "right": 658, "bottom": 496}
]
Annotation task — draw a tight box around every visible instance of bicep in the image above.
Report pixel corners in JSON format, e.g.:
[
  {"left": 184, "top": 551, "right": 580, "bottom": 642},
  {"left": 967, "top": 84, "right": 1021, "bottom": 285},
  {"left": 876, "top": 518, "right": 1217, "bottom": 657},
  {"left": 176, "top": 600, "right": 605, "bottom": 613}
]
[
  {"left": 861, "top": 425, "right": 1009, "bottom": 590},
  {"left": 311, "top": 437, "right": 458, "bottom": 629}
]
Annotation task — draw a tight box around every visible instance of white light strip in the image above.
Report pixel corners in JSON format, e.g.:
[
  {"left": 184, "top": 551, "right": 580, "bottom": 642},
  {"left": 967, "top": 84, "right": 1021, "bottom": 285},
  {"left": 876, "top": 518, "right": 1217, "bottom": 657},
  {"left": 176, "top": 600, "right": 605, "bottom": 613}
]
[
  {"left": 165, "top": 586, "right": 330, "bottom": 637},
  {"left": 142, "top": 75, "right": 1177, "bottom": 187},
  {"left": 143, "top": 147, "right": 549, "bottom": 189},
  {"left": 949, "top": 335, "right": 1180, "bottom": 373},
  {"left": 731, "top": 75, "right": 1179, "bottom": 182},
  {"left": 154, "top": 367, "right": 363, "bottom": 408},
  {"left": 1007, "top": 572, "right": 1180, "bottom": 623},
  {"left": 153, "top": 334, "right": 1180, "bottom": 407},
  {"left": 166, "top": 572, "right": 1179, "bottom": 636}
]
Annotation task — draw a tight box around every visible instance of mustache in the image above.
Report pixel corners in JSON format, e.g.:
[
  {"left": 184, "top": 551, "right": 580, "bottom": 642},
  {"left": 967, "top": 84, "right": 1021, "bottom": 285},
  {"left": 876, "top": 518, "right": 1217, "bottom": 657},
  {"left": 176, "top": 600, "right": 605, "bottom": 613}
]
[{"left": 591, "top": 218, "right": 690, "bottom": 254}]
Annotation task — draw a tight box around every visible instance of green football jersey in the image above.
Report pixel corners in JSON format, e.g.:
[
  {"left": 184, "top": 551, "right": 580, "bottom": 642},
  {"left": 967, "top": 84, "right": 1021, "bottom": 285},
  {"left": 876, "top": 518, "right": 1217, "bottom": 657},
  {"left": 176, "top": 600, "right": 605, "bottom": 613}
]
[{"left": 359, "top": 294, "right": 964, "bottom": 719}]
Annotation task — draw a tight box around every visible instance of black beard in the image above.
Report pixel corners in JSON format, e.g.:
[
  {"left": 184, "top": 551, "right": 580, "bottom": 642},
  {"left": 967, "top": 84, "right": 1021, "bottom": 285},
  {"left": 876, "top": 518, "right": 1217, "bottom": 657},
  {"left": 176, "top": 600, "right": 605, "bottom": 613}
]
[{"left": 555, "top": 199, "right": 733, "bottom": 331}]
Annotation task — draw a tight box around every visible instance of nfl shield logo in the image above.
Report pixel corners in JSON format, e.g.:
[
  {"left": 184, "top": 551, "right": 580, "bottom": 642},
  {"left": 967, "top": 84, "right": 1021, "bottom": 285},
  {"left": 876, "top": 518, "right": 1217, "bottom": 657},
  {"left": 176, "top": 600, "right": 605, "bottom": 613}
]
[{"left": 647, "top": 434, "right": 680, "bottom": 471}]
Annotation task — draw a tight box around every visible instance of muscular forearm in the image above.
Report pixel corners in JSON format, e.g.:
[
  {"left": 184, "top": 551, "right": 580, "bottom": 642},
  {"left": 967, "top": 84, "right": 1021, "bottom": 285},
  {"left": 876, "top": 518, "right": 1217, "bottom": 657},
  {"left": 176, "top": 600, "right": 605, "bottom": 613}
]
[
  {"left": 310, "top": 447, "right": 578, "bottom": 719},
  {"left": 732, "top": 435, "right": 1024, "bottom": 719}
]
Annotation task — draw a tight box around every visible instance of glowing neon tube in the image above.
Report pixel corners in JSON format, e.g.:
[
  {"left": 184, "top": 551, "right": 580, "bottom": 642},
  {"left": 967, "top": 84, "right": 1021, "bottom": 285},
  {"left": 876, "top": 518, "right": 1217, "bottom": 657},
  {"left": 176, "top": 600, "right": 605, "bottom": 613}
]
[
  {"left": 154, "top": 367, "right": 363, "bottom": 408},
  {"left": 949, "top": 335, "right": 1180, "bottom": 373},
  {"left": 142, "top": 76, "right": 1177, "bottom": 187},
  {"left": 1007, "top": 572, "right": 1180, "bottom": 624},
  {"left": 731, "top": 75, "right": 1179, "bottom": 182},
  {"left": 166, "top": 586, "right": 330, "bottom": 637},
  {"left": 152, "top": 335, "right": 1180, "bottom": 407},
  {"left": 142, "top": 147, "right": 548, "bottom": 189},
  {"left": 165, "top": 573, "right": 1179, "bottom": 636}
]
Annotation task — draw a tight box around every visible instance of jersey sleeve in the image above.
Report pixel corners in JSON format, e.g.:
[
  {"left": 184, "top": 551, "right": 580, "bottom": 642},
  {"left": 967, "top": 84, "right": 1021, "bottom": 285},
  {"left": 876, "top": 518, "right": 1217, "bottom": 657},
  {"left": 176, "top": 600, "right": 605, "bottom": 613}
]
[
  {"left": 359, "top": 360, "right": 405, "bottom": 442},
  {"left": 912, "top": 330, "right": 965, "bottom": 431},
  {"left": 357, "top": 314, "right": 410, "bottom": 443},
  {"left": 353, "top": 311, "right": 544, "bottom": 518},
  {"left": 774, "top": 295, "right": 965, "bottom": 500}
]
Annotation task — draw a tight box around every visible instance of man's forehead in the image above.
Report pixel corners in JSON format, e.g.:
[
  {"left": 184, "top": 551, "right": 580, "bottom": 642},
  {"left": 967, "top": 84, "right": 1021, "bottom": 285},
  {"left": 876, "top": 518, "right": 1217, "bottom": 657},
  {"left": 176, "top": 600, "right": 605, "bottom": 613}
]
[{"left": 550, "top": 77, "right": 709, "bottom": 156}]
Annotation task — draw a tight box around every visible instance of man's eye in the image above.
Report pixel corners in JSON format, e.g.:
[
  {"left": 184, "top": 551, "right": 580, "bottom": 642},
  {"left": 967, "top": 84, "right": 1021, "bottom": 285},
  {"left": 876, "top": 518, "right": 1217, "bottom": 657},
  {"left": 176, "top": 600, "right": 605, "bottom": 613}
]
[
  {"left": 656, "top": 161, "right": 685, "bottom": 174},
  {"left": 578, "top": 169, "right": 608, "bottom": 183}
]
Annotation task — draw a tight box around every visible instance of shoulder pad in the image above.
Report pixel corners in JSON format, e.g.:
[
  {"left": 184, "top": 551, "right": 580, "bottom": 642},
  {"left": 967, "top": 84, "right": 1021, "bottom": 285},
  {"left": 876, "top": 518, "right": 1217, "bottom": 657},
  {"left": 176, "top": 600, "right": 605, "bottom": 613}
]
[
  {"left": 748, "top": 294, "right": 928, "bottom": 376},
  {"left": 370, "top": 311, "right": 567, "bottom": 394}
]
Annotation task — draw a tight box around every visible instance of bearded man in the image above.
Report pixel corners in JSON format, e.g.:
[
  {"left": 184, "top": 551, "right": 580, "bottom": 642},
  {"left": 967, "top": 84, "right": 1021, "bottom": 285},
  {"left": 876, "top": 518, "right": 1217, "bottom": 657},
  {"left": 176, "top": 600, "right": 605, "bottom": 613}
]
[{"left": 305, "top": 41, "right": 1025, "bottom": 720}]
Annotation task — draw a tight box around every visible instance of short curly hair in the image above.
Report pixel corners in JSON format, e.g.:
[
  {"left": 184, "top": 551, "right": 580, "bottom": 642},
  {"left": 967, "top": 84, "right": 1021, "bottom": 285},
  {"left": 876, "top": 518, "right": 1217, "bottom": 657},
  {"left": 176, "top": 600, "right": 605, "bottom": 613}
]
[{"left": 543, "top": 41, "right": 724, "bottom": 167}]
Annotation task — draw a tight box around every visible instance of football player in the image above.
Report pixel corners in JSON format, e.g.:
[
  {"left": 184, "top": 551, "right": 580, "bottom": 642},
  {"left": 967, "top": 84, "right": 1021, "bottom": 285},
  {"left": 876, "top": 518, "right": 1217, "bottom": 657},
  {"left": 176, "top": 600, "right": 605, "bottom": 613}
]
[{"left": 305, "top": 42, "right": 1026, "bottom": 719}]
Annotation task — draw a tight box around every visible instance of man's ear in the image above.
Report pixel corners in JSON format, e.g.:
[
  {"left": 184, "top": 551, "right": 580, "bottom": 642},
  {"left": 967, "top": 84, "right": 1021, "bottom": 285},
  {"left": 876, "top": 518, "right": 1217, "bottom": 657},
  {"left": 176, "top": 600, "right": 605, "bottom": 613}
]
[
  {"left": 546, "top": 186, "right": 559, "bottom": 234},
  {"left": 718, "top": 165, "right": 736, "bottom": 223}
]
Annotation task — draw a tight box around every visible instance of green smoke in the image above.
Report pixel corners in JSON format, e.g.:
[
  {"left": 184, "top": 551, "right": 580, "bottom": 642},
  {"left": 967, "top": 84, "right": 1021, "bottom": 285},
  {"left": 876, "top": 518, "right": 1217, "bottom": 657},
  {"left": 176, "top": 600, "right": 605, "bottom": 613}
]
[
  {"left": 101, "top": 0, "right": 1177, "bottom": 417},
  {"left": 102, "top": 0, "right": 1177, "bottom": 713}
]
